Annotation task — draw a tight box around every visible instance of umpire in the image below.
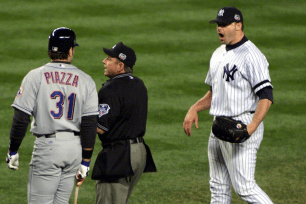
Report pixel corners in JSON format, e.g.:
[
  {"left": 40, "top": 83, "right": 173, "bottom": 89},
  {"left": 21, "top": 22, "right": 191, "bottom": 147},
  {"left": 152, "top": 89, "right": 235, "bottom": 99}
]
[{"left": 92, "top": 42, "right": 157, "bottom": 204}]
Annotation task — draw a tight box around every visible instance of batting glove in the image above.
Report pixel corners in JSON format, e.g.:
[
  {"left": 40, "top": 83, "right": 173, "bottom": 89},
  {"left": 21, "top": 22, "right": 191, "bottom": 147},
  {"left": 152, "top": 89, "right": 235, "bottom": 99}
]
[
  {"left": 77, "top": 161, "right": 90, "bottom": 179},
  {"left": 6, "top": 151, "right": 19, "bottom": 170}
]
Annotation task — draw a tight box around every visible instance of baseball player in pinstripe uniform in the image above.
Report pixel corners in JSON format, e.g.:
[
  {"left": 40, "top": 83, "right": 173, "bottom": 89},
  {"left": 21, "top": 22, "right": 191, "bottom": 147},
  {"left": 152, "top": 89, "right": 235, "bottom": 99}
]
[
  {"left": 5, "top": 27, "right": 99, "bottom": 203},
  {"left": 183, "top": 7, "right": 274, "bottom": 203}
]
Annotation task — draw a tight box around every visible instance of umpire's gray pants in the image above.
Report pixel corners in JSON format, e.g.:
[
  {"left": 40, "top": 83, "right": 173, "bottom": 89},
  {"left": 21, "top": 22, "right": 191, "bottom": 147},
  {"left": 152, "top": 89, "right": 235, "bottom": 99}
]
[
  {"left": 28, "top": 132, "right": 82, "bottom": 204},
  {"left": 95, "top": 142, "right": 147, "bottom": 204}
]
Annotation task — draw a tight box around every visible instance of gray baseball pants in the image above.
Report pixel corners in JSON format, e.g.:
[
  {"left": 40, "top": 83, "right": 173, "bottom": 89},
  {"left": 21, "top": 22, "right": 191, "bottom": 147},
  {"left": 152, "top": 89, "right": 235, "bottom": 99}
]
[
  {"left": 27, "top": 132, "right": 82, "bottom": 204},
  {"left": 95, "top": 142, "right": 147, "bottom": 204}
]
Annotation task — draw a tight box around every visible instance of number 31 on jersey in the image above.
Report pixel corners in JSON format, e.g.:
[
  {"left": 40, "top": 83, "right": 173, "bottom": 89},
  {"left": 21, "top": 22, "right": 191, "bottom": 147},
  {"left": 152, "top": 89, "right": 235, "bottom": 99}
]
[{"left": 50, "top": 91, "right": 76, "bottom": 120}]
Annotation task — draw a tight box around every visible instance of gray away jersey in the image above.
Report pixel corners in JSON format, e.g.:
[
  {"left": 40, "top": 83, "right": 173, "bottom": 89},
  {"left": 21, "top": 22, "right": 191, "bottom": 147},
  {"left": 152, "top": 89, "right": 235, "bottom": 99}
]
[
  {"left": 12, "top": 62, "right": 98, "bottom": 134},
  {"left": 205, "top": 40, "right": 272, "bottom": 117}
]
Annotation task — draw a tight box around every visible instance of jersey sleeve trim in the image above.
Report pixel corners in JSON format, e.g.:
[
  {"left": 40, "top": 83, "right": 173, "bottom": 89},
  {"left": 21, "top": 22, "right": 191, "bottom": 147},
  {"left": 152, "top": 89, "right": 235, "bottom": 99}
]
[
  {"left": 97, "top": 123, "right": 109, "bottom": 132},
  {"left": 256, "top": 87, "right": 273, "bottom": 103},
  {"left": 11, "top": 104, "right": 32, "bottom": 115},
  {"left": 253, "top": 80, "right": 273, "bottom": 93},
  {"left": 82, "top": 111, "right": 99, "bottom": 117}
]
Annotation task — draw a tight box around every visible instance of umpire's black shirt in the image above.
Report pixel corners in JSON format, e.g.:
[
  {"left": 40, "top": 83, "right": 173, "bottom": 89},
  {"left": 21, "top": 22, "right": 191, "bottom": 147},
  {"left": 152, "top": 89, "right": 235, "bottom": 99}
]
[{"left": 97, "top": 73, "right": 147, "bottom": 144}]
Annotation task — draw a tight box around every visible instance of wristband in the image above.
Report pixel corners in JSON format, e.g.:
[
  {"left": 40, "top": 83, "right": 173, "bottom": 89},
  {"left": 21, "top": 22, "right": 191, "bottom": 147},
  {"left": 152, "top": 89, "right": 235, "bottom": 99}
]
[
  {"left": 81, "top": 160, "right": 90, "bottom": 167},
  {"left": 9, "top": 140, "right": 22, "bottom": 152},
  {"left": 9, "top": 150, "right": 18, "bottom": 156},
  {"left": 82, "top": 149, "right": 93, "bottom": 160}
]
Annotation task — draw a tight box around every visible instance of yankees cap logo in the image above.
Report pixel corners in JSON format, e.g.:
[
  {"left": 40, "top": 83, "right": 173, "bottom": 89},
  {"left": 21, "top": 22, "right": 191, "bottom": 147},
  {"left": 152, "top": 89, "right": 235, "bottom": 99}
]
[{"left": 218, "top": 9, "right": 225, "bottom": 16}]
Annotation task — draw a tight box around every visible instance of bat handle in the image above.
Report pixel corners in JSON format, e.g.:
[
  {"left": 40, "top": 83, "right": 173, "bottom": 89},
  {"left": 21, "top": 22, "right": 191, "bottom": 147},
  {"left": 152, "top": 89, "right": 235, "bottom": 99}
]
[{"left": 74, "top": 185, "right": 80, "bottom": 204}]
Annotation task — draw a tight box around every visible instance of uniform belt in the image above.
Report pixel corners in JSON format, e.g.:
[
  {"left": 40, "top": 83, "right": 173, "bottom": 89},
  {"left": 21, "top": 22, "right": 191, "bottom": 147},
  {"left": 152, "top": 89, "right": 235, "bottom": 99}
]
[
  {"left": 102, "top": 137, "right": 144, "bottom": 148},
  {"left": 130, "top": 137, "right": 144, "bottom": 144},
  {"left": 34, "top": 131, "right": 80, "bottom": 138}
]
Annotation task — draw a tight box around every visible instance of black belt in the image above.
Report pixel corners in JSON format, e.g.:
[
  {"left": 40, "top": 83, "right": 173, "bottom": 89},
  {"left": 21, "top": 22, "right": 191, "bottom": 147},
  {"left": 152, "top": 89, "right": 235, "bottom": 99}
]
[
  {"left": 102, "top": 137, "right": 144, "bottom": 148},
  {"left": 130, "top": 137, "right": 144, "bottom": 144},
  {"left": 34, "top": 131, "right": 80, "bottom": 138}
]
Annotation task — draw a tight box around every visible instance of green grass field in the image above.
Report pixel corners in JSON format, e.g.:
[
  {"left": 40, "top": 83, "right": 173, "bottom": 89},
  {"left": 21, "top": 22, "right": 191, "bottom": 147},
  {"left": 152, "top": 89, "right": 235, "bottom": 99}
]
[{"left": 1, "top": 0, "right": 305, "bottom": 203}]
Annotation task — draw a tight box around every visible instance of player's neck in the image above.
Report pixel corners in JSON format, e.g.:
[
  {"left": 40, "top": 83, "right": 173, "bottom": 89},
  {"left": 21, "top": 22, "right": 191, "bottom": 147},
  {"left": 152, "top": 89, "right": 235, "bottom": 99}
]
[
  {"left": 235, "top": 31, "right": 245, "bottom": 43},
  {"left": 226, "top": 35, "right": 248, "bottom": 51},
  {"left": 227, "top": 31, "right": 244, "bottom": 46},
  {"left": 51, "top": 49, "right": 74, "bottom": 63},
  {"left": 51, "top": 59, "right": 71, "bottom": 64}
]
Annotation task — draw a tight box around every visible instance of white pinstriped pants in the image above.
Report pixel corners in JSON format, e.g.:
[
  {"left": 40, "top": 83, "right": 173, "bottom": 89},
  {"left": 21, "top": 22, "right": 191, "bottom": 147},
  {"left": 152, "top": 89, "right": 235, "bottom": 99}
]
[{"left": 208, "top": 113, "right": 273, "bottom": 204}]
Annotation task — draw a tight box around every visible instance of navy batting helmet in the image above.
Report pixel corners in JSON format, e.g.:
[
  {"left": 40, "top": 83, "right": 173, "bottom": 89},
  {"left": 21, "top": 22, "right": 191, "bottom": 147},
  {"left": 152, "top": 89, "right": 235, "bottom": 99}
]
[{"left": 48, "top": 27, "right": 79, "bottom": 53}]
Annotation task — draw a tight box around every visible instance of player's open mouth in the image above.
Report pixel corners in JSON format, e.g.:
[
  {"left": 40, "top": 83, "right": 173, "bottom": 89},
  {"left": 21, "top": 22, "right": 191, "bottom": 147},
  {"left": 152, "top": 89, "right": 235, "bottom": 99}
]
[{"left": 219, "top": 33, "right": 224, "bottom": 37}]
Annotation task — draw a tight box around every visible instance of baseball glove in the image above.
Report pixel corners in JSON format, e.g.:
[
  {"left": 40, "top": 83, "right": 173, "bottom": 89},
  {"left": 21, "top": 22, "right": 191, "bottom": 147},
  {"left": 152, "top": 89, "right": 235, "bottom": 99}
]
[{"left": 212, "top": 116, "right": 250, "bottom": 143}]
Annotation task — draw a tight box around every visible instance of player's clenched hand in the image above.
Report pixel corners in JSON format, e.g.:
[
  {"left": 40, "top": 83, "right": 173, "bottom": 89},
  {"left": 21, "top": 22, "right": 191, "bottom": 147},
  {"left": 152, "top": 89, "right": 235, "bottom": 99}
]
[
  {"left": 183, "top": 109, "right": 199, "bottom": 136},
  {"left": 76, "top": 161, "right": 90, "bottom": 186},
  {"left": 6, "top": 151, "right": 19, "bottom": 170}
]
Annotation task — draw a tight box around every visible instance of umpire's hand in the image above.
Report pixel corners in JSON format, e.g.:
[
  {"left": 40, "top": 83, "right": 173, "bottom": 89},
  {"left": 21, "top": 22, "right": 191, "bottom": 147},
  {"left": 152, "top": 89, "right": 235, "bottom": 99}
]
[{"left": 6, "top": 150, "right": 19, "bottom": 170}]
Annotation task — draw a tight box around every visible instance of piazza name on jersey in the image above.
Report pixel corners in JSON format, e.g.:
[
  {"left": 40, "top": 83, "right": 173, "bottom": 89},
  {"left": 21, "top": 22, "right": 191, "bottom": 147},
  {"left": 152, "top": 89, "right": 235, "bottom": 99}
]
[{"left": 44, "top": 71, "right": 79, "bottom": 87}]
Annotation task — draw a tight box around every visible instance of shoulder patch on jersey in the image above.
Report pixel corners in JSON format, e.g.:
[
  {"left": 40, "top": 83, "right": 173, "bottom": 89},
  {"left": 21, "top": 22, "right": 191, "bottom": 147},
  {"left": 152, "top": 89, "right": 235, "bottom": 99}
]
[
  {"left": 98, "top": 104, "right": 110, "bottom": 117},
  {"left": 16, "top": 86, "right": 23, "bottom": 97}
]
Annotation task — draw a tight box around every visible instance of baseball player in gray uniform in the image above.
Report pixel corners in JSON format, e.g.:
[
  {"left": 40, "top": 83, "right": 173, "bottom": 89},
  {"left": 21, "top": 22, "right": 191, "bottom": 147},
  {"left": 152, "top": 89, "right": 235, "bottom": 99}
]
[
  {"left": 5, "top": 27, "right": 99, "bottom": 203},
  {"left": 183, "top": 7, "right": 274, "bottom": 203}
]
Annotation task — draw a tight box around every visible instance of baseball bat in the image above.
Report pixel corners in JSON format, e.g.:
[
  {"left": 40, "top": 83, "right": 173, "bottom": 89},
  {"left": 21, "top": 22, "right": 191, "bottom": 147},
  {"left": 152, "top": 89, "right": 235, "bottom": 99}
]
[{"left": 74, "top": 185, "right": 80, "bottom": 204}]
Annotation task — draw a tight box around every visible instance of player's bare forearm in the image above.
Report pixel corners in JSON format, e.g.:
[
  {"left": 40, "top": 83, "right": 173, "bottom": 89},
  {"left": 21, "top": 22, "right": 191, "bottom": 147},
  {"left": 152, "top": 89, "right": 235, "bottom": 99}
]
[
  {"left": 190, "top": 90, "right": 212, "bottom": 113},
  {"left": 183, "top": 91, "right": 212, "bottom": 136},
  {"left": 247, "top": 99, "right": 272, "bottom": 135}
]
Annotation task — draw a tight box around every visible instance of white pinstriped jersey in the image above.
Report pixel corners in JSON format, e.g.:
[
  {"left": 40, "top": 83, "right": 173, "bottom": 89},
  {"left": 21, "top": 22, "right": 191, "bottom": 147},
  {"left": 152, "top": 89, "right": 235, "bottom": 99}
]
[
  {"left": 12, "top": 62, "right": 99, "bottom": 134},
  {"left": 205, "top": 38, "right": 272, "bottom": 117}
]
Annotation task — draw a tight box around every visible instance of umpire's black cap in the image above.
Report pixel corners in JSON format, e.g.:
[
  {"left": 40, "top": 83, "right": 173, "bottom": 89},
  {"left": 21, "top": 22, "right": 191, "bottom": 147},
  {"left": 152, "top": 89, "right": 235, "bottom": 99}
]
[
  {"left": 103, "top": 42, "right": 136, "bottom": 68},
  {"left": 209, "top": 7, "right": 243, "bottom": 25}
]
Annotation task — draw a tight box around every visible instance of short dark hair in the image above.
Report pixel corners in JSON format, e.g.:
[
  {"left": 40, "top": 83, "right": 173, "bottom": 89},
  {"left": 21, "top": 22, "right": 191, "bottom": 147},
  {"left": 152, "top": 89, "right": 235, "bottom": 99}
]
[
  {"left": 48, "top": 51, "right": 69, "bottom": 60},
  {"left": 124, "top": 66, "right": 133, "bottom": 73},
  {"left": 114, "top": 57, "right": 133, "bottom": 73}
]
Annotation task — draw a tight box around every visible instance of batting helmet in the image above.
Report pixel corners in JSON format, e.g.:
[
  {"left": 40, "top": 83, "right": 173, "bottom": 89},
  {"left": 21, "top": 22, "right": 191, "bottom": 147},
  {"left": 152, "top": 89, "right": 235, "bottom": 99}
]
[{"left": 48, "top": 27, "right": 79, "bottom": 53}]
